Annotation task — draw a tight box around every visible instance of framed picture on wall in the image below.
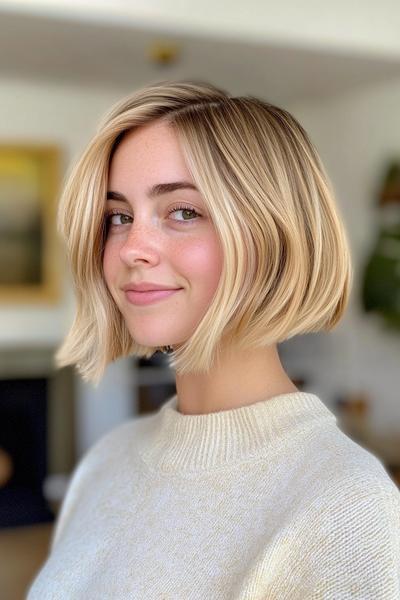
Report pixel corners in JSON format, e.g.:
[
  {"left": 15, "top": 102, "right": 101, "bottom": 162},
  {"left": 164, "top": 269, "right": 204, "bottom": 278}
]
[{"left": 0, "top": 144, "right": 62, "bottom": 303}]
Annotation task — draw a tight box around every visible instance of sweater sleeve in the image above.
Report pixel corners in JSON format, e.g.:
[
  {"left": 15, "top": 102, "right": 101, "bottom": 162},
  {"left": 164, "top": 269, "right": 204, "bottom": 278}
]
[{"left": 306, "top": 478, "right": 400, "bottom": 599}]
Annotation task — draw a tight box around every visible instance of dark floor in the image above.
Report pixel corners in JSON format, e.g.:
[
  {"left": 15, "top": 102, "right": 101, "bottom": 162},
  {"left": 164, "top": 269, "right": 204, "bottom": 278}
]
[{"left": 0, "top": 522, "right": 53, "bottom": 600}]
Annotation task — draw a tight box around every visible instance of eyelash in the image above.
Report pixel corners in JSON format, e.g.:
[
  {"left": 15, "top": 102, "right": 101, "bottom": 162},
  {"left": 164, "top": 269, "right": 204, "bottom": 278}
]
[{"left": 104, "top": 204, "right": 201, "bottom": 228}]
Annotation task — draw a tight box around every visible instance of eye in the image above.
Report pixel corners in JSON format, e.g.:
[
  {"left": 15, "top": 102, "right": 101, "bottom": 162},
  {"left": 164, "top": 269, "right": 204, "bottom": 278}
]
[
  {"left": 168, "top": 204, "right": 201, "bottom": 223},
  {"left": 104, "top": 210, "right": 132, "bottom": 227}
]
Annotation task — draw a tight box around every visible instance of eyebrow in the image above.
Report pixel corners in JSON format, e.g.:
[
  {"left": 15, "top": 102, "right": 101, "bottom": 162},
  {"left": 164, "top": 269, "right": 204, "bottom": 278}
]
[{"left": 106, "top": 181, "right": 198, "bottom": 202}]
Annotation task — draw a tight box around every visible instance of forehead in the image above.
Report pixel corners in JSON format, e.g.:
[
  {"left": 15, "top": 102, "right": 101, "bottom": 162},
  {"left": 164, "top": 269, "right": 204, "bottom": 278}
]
[{"left": 108, "top": 121, "right": 191, "bottom": 183}]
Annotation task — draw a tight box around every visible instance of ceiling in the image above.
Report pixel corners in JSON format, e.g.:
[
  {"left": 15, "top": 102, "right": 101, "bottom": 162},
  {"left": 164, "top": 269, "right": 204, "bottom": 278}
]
[{"left": 1, "top": 9, "right": 400, "bottom": 105}]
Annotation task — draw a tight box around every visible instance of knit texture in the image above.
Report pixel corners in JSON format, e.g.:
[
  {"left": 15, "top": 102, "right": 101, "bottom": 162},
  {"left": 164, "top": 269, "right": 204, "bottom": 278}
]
[{"left": 27, "top": 391, "right": 400, "bottom": 599}]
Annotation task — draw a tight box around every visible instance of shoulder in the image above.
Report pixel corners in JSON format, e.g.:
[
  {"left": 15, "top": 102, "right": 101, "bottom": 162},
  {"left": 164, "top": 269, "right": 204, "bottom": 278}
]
[
  {"left": 81, "top": 411, "right": 154, "bottom": 463},
  {"left": 292, "top": 414, "right": 400, "bottom": 508},
  {"left": 294, "top": 455, "right": 400, "bottom": 598},
  {"left": 49, "top": 411, "right": 155, "bottom": 550},
  {"left": 65, "top": 409, "right": 155, "bottom": 485},
  {"left": 306, "top": 460, "right": 400, "bottom": 535}
]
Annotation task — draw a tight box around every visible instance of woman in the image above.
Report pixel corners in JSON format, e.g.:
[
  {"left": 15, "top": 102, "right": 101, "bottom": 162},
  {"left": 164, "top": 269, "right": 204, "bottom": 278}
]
[{"left": 27, "top": 80, "right": 400, "bottom": 599}]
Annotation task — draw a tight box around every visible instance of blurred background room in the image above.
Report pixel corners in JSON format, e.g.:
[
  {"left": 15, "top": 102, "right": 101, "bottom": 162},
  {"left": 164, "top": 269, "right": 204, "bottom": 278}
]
[{"left": 0, "top": 1, "right": 399, "bottom": 598}]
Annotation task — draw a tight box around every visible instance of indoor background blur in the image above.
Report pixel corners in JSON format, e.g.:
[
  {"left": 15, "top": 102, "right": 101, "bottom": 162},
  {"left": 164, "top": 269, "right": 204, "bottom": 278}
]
[{"left": 0, "top": 1, "right": 399, "bottom": 598}]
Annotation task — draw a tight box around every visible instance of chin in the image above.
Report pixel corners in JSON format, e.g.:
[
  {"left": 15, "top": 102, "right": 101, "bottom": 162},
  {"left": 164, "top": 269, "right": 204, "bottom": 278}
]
[
  {"left": 125, "top": 321, "right": 188, "bottom": 348},
  {"left": 129, "top": 333, "right": 169, "bottom": 348}
]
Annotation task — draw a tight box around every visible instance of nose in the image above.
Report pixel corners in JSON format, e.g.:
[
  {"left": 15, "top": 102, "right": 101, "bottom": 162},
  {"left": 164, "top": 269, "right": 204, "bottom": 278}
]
[{"left": 118, "top": 223, "right": 161, "bottom": 267}]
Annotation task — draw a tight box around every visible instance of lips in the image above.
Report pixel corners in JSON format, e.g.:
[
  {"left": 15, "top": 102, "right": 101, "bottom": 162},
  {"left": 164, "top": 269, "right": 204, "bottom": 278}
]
[
  {"left": 122, "top": 282, "right": 181, "bottom": 293},
  {"left": 124, "top": 288, "right": 182, "bottom": 306}
]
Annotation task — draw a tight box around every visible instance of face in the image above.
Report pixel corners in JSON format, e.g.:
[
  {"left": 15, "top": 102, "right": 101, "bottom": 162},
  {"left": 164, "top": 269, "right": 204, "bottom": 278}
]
[{"left": 103, "top": 120, "right": 224, "bottom": 350}]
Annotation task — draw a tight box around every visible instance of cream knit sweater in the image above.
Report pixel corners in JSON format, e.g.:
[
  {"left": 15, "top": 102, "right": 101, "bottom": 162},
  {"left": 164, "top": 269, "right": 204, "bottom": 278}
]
[{"left": 27, "top": 391, "right": 400, "bottom": 599}]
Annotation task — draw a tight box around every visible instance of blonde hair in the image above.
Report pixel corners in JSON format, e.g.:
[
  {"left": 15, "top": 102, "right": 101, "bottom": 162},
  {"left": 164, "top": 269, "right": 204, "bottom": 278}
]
[{"left": 55, "top": 79, "right": 353, "bottom": 386}]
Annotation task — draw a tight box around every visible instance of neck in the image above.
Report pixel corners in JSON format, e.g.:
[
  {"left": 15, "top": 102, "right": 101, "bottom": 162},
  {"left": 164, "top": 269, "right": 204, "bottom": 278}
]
[{"left": 174, "top": 343, "right": 298, "bottom": 415}]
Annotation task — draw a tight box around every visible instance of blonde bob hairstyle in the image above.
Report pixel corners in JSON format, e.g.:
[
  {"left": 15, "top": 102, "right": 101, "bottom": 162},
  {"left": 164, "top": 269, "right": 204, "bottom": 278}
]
[{"left": 55, "top": 79, "right": 353, "bottom": 387}]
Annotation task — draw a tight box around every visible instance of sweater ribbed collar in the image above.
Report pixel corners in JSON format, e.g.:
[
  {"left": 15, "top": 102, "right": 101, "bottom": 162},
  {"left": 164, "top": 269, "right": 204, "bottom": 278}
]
[{"left": 138, "top": 391, "right": 337, "bottom": 473}]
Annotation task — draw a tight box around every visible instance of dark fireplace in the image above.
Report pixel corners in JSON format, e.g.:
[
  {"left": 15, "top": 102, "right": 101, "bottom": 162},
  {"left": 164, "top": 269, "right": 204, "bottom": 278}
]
[{"left": 0, "top": 377, "right": 55, "bottom": 528}]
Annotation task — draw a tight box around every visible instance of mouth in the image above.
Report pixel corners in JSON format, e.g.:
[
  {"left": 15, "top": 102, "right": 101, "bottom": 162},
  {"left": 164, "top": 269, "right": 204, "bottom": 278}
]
[{"left": 124, "top": 288, "right": 183, "bottom": 306}]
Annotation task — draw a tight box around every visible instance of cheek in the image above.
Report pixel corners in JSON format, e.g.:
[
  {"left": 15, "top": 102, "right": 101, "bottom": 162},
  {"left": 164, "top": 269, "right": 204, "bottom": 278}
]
[
  {"left": 180, "top": 235, "right": 223, "bottom": 291},
  {"left": 102, "top": 242, "right": 119, "bottom": 290}
]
